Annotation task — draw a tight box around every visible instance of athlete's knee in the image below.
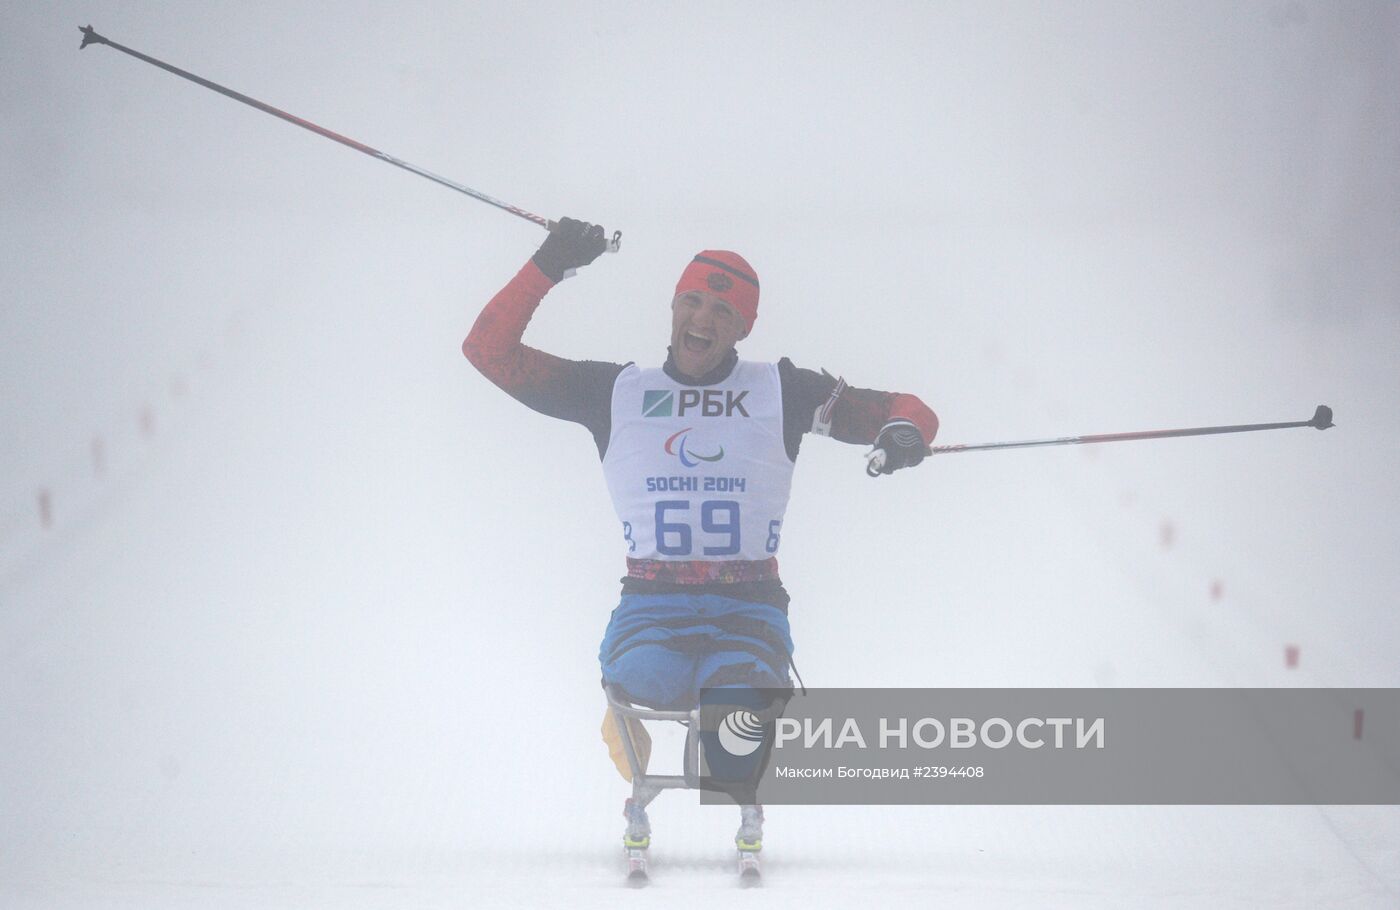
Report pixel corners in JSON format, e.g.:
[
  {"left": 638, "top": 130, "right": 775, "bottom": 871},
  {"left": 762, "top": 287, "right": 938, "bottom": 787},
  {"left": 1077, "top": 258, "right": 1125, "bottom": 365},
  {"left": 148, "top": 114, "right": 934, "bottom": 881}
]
[{"left": 603, "top": 644, "right": 695, "bottom": 709}]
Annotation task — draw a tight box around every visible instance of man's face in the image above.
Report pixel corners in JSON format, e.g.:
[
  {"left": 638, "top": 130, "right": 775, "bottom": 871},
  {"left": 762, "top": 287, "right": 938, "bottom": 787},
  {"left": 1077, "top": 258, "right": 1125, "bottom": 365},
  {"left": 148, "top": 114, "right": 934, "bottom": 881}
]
[{"left": 670, "top": 290, "right": 749, "bottom": 379}]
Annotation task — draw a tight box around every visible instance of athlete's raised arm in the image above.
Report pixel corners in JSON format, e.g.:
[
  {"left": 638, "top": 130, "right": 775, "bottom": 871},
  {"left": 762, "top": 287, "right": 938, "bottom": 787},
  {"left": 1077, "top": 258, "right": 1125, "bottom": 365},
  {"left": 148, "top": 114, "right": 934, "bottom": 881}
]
[{"left": 462, "top": 218, "right": 625, "bottom": 455}]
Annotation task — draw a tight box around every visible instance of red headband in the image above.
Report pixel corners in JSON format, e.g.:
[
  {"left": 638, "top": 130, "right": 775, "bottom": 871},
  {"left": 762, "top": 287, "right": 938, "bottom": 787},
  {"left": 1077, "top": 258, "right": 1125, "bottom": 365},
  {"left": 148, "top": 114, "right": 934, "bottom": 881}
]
[{"left": 674, "top": 250, "right": 759, "bottom": 332}]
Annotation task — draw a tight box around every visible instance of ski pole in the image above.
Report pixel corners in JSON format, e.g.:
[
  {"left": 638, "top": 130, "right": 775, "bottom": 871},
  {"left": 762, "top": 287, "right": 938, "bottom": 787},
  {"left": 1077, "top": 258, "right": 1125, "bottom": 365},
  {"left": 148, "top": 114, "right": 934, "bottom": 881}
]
[
  {"left": 867, "top": 405, "right": 1334, "bottom": 474},
  {"left": 77, "top": 25, "right": 621, "bottom": 252}
]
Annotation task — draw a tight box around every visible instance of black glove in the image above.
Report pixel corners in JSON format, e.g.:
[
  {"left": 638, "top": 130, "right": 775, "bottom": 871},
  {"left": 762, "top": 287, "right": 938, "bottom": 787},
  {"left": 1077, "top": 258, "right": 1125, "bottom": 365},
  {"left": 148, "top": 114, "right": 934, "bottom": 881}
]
[
  {"left": 532, "top": 217, "right": 608, "bottom": 282},
  {"left": 867, "top": 419, "right": 927, "bottom": 477}
]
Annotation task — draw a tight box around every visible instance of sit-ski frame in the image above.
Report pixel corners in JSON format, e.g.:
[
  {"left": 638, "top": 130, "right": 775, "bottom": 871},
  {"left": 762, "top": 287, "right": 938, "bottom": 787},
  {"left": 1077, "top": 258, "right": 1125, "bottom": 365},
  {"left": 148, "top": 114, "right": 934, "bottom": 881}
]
[{"left": 604, "top": 683, "right": 702, "bottom": 810}]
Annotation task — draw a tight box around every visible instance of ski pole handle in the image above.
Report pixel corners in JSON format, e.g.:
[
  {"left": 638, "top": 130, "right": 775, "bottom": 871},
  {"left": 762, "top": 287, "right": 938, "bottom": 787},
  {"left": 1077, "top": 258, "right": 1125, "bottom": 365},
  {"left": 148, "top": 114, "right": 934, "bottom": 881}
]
[{"left": 544, "top": 219, "right": 622, "bottom": 254}]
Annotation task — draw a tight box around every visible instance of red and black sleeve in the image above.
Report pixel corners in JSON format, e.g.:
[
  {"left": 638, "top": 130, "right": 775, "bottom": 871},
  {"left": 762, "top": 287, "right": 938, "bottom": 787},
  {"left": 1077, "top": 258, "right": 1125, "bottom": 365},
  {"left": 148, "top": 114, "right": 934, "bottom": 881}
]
[
  {"left": 462, "top": 260, "right": 625, "bottom": 457},
  {"left": 777, "top": 358, "right": 938, "bottom": 461}
]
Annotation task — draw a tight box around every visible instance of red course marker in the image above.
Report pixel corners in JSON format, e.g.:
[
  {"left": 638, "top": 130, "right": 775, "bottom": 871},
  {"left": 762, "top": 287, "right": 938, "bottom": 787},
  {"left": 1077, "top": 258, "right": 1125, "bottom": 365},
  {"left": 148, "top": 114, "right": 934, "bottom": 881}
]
[{"left": 1284, "top": 645, "right": 1299, "bottom": 669}]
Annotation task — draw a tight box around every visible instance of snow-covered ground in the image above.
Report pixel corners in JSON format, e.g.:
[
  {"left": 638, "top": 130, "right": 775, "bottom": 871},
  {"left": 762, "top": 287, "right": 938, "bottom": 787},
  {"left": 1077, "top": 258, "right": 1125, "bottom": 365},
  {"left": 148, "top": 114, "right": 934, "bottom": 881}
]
[{"left": 4, "top": 2, "right": 1398, "bottom": 906}]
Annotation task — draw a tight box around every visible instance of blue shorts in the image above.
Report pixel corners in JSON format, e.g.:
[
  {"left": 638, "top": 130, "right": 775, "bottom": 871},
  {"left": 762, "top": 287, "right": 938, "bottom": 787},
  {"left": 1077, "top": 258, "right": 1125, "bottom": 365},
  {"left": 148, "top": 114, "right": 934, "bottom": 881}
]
[{"left": 599, "top": 593, "right": 794, "bottom": 710}]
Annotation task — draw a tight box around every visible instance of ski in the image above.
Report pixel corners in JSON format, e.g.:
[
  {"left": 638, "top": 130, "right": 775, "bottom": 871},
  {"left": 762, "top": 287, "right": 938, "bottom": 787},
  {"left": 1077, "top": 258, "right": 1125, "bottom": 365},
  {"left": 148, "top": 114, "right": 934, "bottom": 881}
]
[
  {"left": 738, "top": 848, "right": 761, "bottom": 885},
  {"left": 735, "top": 804, "right": 763, "bottom": 885},
  {"left": 624, "top": 846, "right": 649, "bottom": 886},
  {"left": 621, "top": 797, "right": 652, "bottom": 885}
]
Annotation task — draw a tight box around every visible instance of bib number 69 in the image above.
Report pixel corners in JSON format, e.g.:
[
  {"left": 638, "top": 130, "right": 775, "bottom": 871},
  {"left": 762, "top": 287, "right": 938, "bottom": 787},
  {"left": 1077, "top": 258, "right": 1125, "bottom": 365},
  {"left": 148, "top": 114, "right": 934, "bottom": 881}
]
[{"left": 655, "top": 499, "right": 740, "bottom": 556}]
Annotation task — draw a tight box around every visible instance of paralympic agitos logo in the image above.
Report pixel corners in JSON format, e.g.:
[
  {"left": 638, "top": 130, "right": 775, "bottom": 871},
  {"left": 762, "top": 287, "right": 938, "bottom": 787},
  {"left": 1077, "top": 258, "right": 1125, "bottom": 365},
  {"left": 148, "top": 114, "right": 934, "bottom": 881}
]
[
  {"left": 665, "top": 427, "right": 724, "bottom": 466},
  {"left": 642, "top": 389, "right": 750, "bottom": 418}
]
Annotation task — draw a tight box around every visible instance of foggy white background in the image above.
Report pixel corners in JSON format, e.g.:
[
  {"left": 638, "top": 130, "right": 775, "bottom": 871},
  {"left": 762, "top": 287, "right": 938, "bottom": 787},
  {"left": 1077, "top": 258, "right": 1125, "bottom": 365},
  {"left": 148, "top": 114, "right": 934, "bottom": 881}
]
[{"left": 3, "top": 1, "right": 1398, "bottom": 907}]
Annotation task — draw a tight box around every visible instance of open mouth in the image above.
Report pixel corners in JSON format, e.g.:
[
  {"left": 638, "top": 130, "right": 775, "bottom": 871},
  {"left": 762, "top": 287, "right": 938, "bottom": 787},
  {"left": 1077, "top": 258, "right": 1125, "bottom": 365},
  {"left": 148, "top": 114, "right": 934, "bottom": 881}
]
[{"left": 682, "top": 330, "right": 715, "bottom": 355}]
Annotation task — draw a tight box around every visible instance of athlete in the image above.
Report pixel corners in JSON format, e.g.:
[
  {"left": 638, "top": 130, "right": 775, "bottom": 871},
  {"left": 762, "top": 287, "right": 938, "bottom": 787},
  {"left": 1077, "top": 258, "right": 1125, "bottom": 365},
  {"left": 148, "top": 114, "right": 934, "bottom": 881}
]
[{"left": 463, "top": 218, "right": 937, "bottom": 870}]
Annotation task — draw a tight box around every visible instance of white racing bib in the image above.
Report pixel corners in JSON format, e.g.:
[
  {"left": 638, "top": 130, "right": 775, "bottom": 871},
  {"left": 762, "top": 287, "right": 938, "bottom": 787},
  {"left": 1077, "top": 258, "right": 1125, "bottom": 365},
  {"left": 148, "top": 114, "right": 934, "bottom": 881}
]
[{"left": 603, "top": 361, "right": 793, "bottom": 563}]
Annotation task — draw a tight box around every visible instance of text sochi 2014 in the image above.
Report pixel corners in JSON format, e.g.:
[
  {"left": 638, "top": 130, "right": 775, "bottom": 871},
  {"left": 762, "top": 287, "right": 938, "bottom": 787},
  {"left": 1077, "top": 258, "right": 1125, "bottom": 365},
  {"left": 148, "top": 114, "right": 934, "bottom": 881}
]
[{"left": 773, "top": 717, "right": 1106, "bottom": 750}]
